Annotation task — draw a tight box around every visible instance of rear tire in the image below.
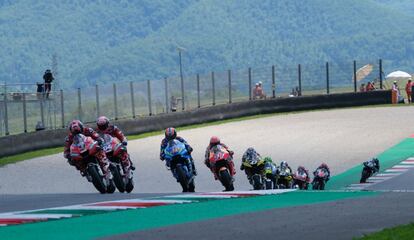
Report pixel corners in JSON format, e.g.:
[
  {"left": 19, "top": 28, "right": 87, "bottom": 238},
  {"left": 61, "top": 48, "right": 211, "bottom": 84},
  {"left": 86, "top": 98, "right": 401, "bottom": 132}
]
[
  {"left": 176, "top": 166, "right": 188, "bottom": 192},
  {"left": 87, "top": 166, "right": 106, "bottom": 194},
  {"left": 219, "top": 169, "right": 233, "bottom": 191},
  {"left": 110, "top": 164, "right": 125, "bottom": 193}
]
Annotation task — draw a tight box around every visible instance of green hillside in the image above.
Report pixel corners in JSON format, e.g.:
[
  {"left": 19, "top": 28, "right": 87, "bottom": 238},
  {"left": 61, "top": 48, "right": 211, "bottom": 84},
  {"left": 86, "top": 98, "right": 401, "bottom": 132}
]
[{"left": 0, "top": 0, "right": 413, "bottom": 89}]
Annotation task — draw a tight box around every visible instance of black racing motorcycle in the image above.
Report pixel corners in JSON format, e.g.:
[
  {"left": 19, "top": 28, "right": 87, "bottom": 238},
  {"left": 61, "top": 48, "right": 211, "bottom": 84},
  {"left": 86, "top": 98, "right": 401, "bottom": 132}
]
[{"left": 360, "top": 158, "right": 380, "bottom": 183}]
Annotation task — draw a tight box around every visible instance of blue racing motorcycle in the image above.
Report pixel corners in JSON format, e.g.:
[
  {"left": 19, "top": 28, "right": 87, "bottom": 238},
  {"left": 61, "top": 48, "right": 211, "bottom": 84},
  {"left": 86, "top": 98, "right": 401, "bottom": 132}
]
[{"left": 163, "top": 139, "right": 195, "bottom": 192}]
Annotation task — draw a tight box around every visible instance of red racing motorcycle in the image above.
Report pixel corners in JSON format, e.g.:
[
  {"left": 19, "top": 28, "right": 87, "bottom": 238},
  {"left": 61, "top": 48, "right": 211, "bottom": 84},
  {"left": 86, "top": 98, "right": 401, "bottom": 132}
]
[
  {"left": 208, "top": 145, "right": 235, "bottom": 191},
  {"left": 70, "top": 134, "right": 115, "bottom": 194}
]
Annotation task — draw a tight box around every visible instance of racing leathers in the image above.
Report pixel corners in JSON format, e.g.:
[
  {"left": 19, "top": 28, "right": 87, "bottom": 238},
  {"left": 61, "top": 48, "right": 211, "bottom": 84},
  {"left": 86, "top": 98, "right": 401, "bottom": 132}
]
[
  {"left": 204, "top": 143, "right": 236, "bottom": 178},
  {"left": 96, "top": 124, "right": 134, "bottom": 178},
  {"left": 160, "top": 136, "right": 197, "bottom": 175},
  {"left": 64, "top": 127, "right": 110, "bottom": 177}
]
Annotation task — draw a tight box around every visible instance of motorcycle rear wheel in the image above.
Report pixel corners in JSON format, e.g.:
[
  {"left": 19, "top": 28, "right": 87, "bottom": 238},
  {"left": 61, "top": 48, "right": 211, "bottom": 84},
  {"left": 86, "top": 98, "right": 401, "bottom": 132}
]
[{"left": 219, "top": 169, "right": 234, "bottom": 191}]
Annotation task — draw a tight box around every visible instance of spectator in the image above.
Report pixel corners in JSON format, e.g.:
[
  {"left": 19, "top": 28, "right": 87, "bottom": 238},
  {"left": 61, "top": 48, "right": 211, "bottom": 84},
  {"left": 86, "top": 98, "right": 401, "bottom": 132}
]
[
  {"left": 43, "top": 69, "right": 54, "bottom": 99},
  {"left": 253, "top": 83, "right": 260, "bottom": 99},
  {"left": 360, "top": 83, "right": 366, "bottom": 92},
  {"left": 36, "top": 82, "right": 44, "bottom": 99},
  {"left": 366, "top": 81, "right": 375, "bottom": 91},
  {"left": 392, "top": 81, "right": 403, "bottom": 103},
  {"left": 406, "top": 79, "right": 412, "bottom": 103},
  {"left": 295, "top": 86, "right": 301, "bottom": 96},
  {"left": 258, "top": 81, "right": 266, "bottom": 99}
]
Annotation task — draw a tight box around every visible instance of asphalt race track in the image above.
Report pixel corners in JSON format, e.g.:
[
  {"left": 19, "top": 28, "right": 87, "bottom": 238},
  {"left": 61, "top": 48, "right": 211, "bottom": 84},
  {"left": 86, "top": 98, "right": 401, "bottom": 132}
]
[{"left": 1, "top": 106, "right": 414, "bottom": 195}]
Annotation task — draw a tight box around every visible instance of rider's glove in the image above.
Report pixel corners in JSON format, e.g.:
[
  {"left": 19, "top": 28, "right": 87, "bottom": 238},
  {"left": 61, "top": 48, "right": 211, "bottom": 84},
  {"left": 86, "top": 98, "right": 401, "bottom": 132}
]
[
  {"left": 229, "top": 150, "right": 234, "bottom": 156},
  {"left": 122, "top": 141, "right": 128, "bottom": 146},
  {"left": 160, "top": 155, "right": 165, "bottom": 161},
  {"left": 187, "top": 146, "right": 193, "bottom": 153}
]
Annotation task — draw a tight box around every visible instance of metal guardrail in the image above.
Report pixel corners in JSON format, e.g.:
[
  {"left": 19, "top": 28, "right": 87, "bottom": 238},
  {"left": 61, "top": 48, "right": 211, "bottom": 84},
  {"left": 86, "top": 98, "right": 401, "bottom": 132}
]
[{"left": 0, "top": 59, "right": 385, "bottom": 136}]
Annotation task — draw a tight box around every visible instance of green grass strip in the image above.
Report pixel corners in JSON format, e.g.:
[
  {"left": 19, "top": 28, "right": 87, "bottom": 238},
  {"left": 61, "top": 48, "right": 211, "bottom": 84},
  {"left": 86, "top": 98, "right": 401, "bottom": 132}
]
[
  {"left": 327, "top": 138, "right": 414, "bottom": 190},
  {"left": 0, "top": 191, "right": 375, "bottom": 240},
  {"left": 355, "top": 222, "right": 414, "bottom": 240}
]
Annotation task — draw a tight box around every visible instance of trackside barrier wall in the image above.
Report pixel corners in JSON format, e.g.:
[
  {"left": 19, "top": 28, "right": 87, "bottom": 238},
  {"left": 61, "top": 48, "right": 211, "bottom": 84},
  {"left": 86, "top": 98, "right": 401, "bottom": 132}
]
[{"left": 0, "top": 90, "right": 391, "bottom": 158}]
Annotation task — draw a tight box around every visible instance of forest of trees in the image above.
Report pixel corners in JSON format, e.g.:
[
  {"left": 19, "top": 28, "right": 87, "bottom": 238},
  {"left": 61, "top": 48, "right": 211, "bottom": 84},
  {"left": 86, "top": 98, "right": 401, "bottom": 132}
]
[{"left": 0, "top": 0, "right": 413, "bottom": 89}]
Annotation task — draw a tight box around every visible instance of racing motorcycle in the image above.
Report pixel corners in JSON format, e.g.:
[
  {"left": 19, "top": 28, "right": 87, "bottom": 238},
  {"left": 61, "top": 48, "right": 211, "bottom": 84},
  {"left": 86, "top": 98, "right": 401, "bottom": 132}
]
[
  {"left": 208, "top": 145, "right": 235, "bottom": 191},
  {"left": 277, "top": 166, "right": 293, "bottom": 189},
  {"left": 70, "top": 134, "right": 115, "bottom": 194},
  {"left": 312, "top": 168, "right": 329, "bottom": 190},
  {"left": 164, "top": 139, "right": 195, "bottom": 192},
  {"left": 360, "top": 158, "right": 380, "bottom": 183},
  {"left": 242, "top": 155, "right": 266, "bottom": 190},
  {"left": 293, "top": 167, "right": 310, "bottom": 190},
  {"left": 101, "top": 134, "right": 134, "bottom": 193},
  {"left": 263, "top": 161, "right": 278, "bottom": 189}
]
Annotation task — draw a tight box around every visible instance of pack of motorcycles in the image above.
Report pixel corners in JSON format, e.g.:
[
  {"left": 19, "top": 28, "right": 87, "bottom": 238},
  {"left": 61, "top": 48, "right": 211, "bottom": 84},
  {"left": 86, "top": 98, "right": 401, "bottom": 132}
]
[{"left": 70, "top": 134, "right": 380, "bottom": 193}]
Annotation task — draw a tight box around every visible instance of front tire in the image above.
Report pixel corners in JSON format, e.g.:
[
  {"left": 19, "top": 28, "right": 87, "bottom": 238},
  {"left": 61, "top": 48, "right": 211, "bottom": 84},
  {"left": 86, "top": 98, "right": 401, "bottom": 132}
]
[
  {"left": 252, "top": 175, "right": 263, "bottom": 190},
  {"left": 125, "top": 178, "right": 134, "bottom": 193},
  {"left": 110, "top": 164, "right": 125, "bottom": 193},
  {"left": 176, "top": 166, "right": 189, "bottom": 192},
  {"left": 87, "top": 165, "right": 106, "bottom": 194}
]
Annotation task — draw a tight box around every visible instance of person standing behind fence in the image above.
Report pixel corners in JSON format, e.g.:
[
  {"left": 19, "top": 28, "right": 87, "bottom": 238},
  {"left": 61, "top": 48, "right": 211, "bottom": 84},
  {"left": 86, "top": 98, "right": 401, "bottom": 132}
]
[
  {"left": 43, "top": 69, "right": 54, "bottom": 99},
  {"left": 406, "top": 79, "right": 412, "bottom": 103}
]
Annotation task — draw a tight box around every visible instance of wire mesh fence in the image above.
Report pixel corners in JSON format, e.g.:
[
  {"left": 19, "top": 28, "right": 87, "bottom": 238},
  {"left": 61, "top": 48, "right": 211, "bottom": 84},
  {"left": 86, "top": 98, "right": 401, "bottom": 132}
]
[{"left": 0, "top": 59, "right": 386, "bottom": 136}]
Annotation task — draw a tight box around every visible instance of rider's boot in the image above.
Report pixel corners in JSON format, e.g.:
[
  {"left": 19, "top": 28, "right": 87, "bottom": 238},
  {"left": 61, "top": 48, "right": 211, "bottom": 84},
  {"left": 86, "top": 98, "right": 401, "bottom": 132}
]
[
  {"left": 96, "top": 151, "right": 112, "bottom": 180},
  {"left": 120, "top": 152, "right": 133, "bottom": 179}
]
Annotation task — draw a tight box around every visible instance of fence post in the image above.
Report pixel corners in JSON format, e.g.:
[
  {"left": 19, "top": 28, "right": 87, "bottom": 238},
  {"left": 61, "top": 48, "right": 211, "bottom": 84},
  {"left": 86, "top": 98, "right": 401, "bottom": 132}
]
[
  {"left": 353, "top": 60, "right": 357, "bottom": 92},
  {"left": 248, "top": 67, "right": 252, "bottom": 100},
  {"left": 147, "top": 80, "right": 152, "bottom": 116},
  {"left": 3, "top": 90, "right": 8, "bottom": 135},
  {"left": 77, "top": 88, "right": 82, "bottom": 120},
  {"left": 60, "top": 89, "right": 65, "bottom": 128},
  {"left": 228, "top": 69, "right": 232, "bottom": 103},
  {"left": 3, "top": 89, "right": 8, "bottom": 135},
  {"left": 95, "top": 84, "right": 100, "bottom": 117},
  {"left": 326, "top": 62, "right": 330, "bottom": 94},
  {"left": 298, "top": 64, "right": 302, "bottom": 96},
  {"left": 40, "top": 98, "right": 45, "bottom": 128},
  {"left": 113, "top": 83, "right": 118, "bottom": 120},
  {"left": 379, "top": 59, "right": 383, "bottom": 90},
  {"left": 129, "top": 82, "right": 136, "bottom": 118},
  {"left": 22, "top": 92, "right": 27, "bottom": 133},
  {"left": 272, "top": 65, "right": 276, "bottom": 98},
  {"left": 164, "top": 78, "right": 169, "bottom": 113},
  {"left": 197, "top": 74, "right": 200, "bottom": 108},
  {"left": 212, "top": 71, "right": 216, "bottom": 106}
]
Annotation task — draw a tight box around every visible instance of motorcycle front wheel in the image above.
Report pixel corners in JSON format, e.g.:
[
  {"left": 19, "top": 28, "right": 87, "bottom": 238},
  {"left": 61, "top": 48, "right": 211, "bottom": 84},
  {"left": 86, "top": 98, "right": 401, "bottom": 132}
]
[
  {"left": 87, "top": 165, "right": 107, "bottom": 194},
  {"left": 176, "top": 166, "right": 189, "bottom": 192},
  {"left": 110, "top": 164, "right": 125, "bottom": 193}
]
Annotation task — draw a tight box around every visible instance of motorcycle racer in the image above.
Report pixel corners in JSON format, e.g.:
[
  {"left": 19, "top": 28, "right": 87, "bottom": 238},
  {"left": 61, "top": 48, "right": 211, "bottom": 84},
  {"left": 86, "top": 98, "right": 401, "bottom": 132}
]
[
  {"left": 313, "top": 163, "right": 331, "bottom": 181},
  {"left": 204, "top": 136, "right": 236, "bottom": 176},
  {"left": 95, "top": 116, "right": 134, "bottom": 178},
  {"left": 63, "top": 120, "right": 110, "bottom": 178},
  {"left": 160, "top": 127, "right": 197, "bottom": 175},
  {"left": 240, "top": 147, "right": 263, "bottom": 180}
]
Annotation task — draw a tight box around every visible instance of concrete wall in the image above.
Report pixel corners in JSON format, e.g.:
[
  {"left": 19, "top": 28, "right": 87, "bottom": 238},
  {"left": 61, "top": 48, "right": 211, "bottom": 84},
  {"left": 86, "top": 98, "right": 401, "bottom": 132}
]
[{"left": 0, "top": 91, "right": 391, "bottom": 158}]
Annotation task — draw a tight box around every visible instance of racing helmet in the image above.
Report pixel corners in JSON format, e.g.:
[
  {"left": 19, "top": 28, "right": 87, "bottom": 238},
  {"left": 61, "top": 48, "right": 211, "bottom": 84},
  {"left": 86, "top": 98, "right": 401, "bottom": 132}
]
[
  {"left": 96, "top": 116, "right": 110, "bottom": 131},
  {"left": 280, "top": 161, "right": 288, "bottom": 168},
  {"left": 165, "top": 127, "right": 177, "bottom": 140},
  {"left": 319, "top": 163, "right": 329, "bottom": 169},
  {"left": 68, "top": 120, "right": 84, "bottom": 134},
  {"left": 210, "top": 136, "right": 220, "bottom": 146}
]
